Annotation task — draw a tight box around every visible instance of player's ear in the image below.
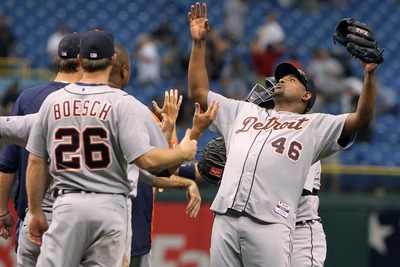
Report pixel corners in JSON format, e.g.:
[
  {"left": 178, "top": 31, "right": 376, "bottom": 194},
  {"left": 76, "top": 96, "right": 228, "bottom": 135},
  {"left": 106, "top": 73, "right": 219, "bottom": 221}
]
[{"left": 302, "top": 91, "right": 312, "bottom": 102}]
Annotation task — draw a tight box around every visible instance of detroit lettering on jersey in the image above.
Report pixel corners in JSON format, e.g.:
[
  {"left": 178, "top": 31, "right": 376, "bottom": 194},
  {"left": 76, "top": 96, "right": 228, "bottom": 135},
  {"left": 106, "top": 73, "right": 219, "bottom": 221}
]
[
  {"left": 53, "top": 99, "right": 112, "bottom": 121},
  {"left": 236, "top": 116, "right": 310, "bottom": 133}
]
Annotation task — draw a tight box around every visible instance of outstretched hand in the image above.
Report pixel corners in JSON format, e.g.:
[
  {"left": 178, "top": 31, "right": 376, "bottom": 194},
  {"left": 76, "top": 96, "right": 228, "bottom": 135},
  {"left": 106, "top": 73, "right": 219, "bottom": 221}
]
[
  {"left": 188, "top": 2, "right": 210, "bottom": 42},
  {"left": 152, "top": 89, "right": 182, "bottom": 123},
  {"left": 191, "top": 100, "right": 219, "bottom": 140}
]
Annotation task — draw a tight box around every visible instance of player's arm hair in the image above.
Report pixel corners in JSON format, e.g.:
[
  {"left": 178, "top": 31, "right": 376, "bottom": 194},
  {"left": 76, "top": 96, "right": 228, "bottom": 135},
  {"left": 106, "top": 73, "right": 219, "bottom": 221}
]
[
  {"left": 153, "top": 175, "right": 195, "bottom": 189},
  {"left": 26, "top": 154, "right": 50, "bottom": 214},
  {"left": 0, "top": 172, "right": 16, "bottom": 215},
  {"left": 340, "top": 64, "right": 378, "bottom": 139}
]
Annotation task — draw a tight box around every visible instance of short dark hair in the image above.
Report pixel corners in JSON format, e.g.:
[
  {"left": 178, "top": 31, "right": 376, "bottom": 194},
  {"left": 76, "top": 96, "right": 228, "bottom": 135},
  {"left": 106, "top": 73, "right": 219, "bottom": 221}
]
[
  {"left": 80, "top": 57, "right": 113, "bottom": 72},
  {"left": 57, "top": 58, "right": 80, "bottom": 73}
]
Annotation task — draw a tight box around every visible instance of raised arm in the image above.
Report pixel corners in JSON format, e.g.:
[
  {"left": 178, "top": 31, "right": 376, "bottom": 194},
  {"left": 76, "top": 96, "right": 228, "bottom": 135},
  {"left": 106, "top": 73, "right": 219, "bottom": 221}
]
[
  {"left": 188, "top": 2, "right": 211, "bottom": 111},
  {"left": 340, "top": 62, "right": 379, "bottom": 139}
]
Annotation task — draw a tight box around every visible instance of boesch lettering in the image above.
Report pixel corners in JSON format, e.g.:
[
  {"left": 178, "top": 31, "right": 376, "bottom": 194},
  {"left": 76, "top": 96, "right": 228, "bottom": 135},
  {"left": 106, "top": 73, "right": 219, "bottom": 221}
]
[
  {"left": 53, "top": 100, "right": 112, "bottom": 121},
  {"left": 236, "top": 116, "right": 310, "bottom": 133}
]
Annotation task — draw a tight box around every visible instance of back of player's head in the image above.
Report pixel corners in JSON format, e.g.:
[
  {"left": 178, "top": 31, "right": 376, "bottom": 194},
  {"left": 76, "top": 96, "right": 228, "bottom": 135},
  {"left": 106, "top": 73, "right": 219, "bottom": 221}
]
[
  {"left": 79, "top": 30, "right": 116, "bottom": 72},
  {"left": 58, "top": 32, "right": 81, "bottom": 59},
  {"left": 274, "top": 62, "right": 317, "bottom": 112},
  {"left": 110, "top": 43, "right": 131, "bottom": 90},
  {"left": 80, "top": 30, "right": 115, "bottom": 60},
  {"left": 57, "top": 32, "right": 81, "bottom": 73}
]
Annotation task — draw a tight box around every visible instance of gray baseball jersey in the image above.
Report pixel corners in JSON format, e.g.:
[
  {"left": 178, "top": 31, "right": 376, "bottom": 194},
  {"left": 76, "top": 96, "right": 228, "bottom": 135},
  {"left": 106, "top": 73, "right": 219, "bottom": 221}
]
[
  {"left": 293, "top": 161, "right": 326, "bottom": 267},
  {"left": 296, "top": 161, "right": 321, "bottom": 223},
  {"left": 26, "top": 83, "right": 165, "bottom": 267},
  {"left": 1, "top": 104, "right": 166, "bottom": 267},
  {"left": 26, "top": 83, "right": 158, "bottom": 195},
  {"left": 207, "top": 91, "right": 353, "bottom": 230}
]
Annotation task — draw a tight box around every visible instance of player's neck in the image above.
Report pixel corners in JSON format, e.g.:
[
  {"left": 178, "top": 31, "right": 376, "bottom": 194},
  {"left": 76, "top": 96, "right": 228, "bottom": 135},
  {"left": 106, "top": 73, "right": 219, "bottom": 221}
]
[
  {"left": 80, "top": 68, "right": 111, "bottom": 85},
  {"left": 54, "top": 72, "right": 82, "bottom": 84}
]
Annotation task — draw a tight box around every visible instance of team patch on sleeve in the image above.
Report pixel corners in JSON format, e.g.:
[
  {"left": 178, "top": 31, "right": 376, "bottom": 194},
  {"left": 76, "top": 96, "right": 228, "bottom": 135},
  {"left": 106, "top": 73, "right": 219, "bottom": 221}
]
[{"left": 274, "top": 200, "right": 290, "bottom": 218}]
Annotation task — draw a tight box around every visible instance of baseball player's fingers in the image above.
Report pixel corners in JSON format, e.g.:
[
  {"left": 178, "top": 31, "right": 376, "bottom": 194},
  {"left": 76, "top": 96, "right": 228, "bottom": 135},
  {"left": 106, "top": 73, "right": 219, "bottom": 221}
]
[
  {"left": 202, "top": 2, "right": 207, "bottom": 19},
  {"left": 164, "top": 90, "right": 170, "bottom": 106},
  {"left": 169, "top": 89, "right": 175, "bottom": 103},
  {"left": 195, "top": 2, "right": 201, "bottom": 17},
  {"left": 152, "top": 101, "right": 162, "bottom": 114},
  {"left": 177, "top": 95, "right": 183, "bottom": 107},
  {"left": 194, "top": 102, "right": 201, "bottom": 115},
  {"left": 187, "top": 196, "right": 201, "bottom": 218}
]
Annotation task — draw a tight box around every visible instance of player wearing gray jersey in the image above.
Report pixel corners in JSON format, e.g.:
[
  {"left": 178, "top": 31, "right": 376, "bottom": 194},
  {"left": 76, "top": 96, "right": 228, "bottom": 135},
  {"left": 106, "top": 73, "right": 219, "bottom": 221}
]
[
  {"left": 25, "top": 30, "right": 197, "bottom": 267},
  {"left": 292, "top": 161, "right": 326, "bottom": 267},
  {"left": 188, "top": 2, "right": 380, "bottom": 266}
]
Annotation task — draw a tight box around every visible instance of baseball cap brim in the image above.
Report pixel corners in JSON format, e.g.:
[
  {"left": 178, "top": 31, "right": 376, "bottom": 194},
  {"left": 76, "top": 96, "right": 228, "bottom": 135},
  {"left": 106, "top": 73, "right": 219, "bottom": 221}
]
[{"left": 274, "top": 63, "right": 317, "bottom": 111}]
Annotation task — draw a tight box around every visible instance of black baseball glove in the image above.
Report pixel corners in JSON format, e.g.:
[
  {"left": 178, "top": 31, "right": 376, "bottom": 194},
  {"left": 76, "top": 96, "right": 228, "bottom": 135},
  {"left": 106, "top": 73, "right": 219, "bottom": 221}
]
[
  {"left": 333, "top": 18, "right": 384, "bottom": 64},
  {"left": 197, "top": 137, "right": 226, "bottom": 186}
]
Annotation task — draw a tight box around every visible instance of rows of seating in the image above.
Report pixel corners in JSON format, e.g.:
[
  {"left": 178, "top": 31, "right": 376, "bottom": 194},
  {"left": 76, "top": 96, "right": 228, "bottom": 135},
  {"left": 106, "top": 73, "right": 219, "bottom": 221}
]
[{"left": 1, "top": 0, "right": 399, "bottom": 174}]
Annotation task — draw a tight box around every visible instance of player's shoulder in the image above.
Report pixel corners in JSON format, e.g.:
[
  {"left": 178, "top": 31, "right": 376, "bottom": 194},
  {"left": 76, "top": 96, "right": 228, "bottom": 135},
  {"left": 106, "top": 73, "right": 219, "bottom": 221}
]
[{"left": 19, "top": 81, "right": 66, "bottom": 97}]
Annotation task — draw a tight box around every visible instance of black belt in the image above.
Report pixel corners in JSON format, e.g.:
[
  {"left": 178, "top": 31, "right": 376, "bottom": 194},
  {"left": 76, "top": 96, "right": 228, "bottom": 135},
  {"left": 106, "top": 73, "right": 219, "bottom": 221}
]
[
  {"left": 301, "top": 188, "right": 319, "bottom": 196},
  {"left": 225, "top": 208, "right": 248, "bottom": 218},
  {"left": 296, "top": 218, "right": 321, "bottom": 226},
  {"left": 53, "top": 189, "right": 127, "bottom": 198}
]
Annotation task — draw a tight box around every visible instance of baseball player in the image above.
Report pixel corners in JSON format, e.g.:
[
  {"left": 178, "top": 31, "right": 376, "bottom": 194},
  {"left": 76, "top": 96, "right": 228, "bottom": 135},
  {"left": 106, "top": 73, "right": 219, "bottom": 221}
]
[
  {"left": 0, "top": 32, "right": 83, "bottom": 253},
  {"left": 25, "top": 30, "right": 197, "bottom": 267},
  {"left": 180, "top": 79, "right": 327, "bottom": 266},
  {"left": 188, "top": 2, "right": 379, "bottom": 266}
]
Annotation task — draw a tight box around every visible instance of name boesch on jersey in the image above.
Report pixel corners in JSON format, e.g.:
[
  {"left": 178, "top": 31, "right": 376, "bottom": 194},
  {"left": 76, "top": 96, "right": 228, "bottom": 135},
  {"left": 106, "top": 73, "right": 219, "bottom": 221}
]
[
  {"left": 53, "top": 99, "right": 111, "bottom": 120},
  {"left": 235, "top": 116, "right": 310, "bottom": 133}
]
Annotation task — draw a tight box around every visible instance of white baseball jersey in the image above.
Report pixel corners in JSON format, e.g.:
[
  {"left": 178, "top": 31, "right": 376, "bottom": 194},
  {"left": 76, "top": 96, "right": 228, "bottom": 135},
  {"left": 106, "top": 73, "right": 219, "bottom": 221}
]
[
  {"left": 208, "top": 91, "right": 354, "bottom": 230},
  {"left": 26, "top": 83, "right": 159, "bottom": 195}
]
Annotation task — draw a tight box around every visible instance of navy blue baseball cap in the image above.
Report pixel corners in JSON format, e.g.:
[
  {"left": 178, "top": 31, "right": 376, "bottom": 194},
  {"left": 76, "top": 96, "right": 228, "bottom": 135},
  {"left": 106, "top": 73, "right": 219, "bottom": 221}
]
[
  {"left": 58, "top": 32, "right": 82, "bottom": 59},
  {"left": 80, "top": 30, "right": 115, "bottom": 60},
  {"left": 275, "top": 63, "right": 317, "bottom": 111}
]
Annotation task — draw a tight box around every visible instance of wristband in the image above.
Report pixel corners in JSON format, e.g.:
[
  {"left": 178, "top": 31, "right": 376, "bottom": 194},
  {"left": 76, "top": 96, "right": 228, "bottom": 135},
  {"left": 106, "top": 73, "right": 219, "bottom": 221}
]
[
  {"left": 158, "top": 169, "right": 171, "bottom": 177},
  {"left": 178, "top": 163, "right": 196, "bottom": 180}
]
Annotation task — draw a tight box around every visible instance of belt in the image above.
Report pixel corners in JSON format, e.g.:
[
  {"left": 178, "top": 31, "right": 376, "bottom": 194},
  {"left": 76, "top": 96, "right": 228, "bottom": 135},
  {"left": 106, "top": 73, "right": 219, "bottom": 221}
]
[
  {"left": 225, "top": 208, "right": 247, "bottom": 218},
  {"left": 296, "top": 218, "right": 321, "bottom": 226},
  {"left": 53, "top": 189, "right": 127, "bottom": 198},
  {"left": 301, "top": 188, "right": 319, "bottom": 196}
]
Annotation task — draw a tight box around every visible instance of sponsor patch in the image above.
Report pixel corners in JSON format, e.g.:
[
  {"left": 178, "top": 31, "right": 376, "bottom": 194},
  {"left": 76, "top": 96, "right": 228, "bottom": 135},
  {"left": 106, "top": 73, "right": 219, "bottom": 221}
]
[{"left": 274, "top": 200, "right": 290, "bottom": 218}]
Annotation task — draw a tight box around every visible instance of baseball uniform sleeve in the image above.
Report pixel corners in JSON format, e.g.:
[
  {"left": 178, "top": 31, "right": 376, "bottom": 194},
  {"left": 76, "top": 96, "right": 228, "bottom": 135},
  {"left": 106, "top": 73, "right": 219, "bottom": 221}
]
[
  {"left": 26, "top": 102, "right": 50, "bottom": 158},
  {"left": 303, "top": 161, "right": 321, "bottom": 192},
  {"left": 116, "top": 97, "right": 156, "bottom": 164},
  {"left": 313, "top": 113, "right": 355, "bottom": 161},
  {"left": 0, "top": 114, "right": 37, "bottom": 147},
  {"left": 207, "top": 91, "right": 242, "bottom": 136}
]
